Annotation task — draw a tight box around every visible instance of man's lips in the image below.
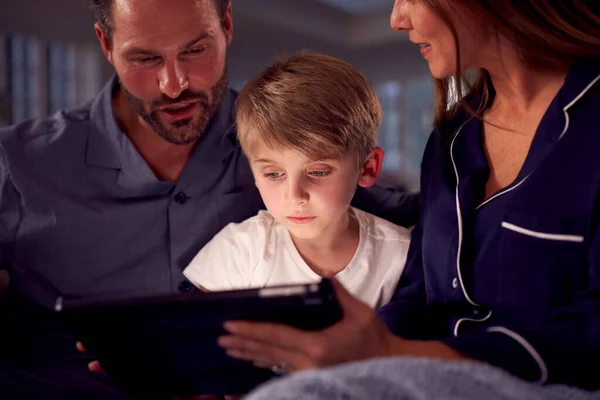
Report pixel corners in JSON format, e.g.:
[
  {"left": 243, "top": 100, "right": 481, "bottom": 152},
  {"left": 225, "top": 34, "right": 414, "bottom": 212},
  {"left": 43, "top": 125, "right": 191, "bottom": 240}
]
[{"left": 157, "top": 101, "right": 199, "bottom": 120}]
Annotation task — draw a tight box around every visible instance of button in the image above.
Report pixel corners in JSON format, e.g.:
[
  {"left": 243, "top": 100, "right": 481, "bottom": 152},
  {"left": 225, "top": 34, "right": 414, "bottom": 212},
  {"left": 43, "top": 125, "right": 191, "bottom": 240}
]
[
  {"left": 452, "top": 277, "right": 458, "bottom": 289},
  {"left": 178, "top": 280, "right": 193, "bottom": 293},
  {"left": 174, "top": 191, "right": 189, "bottom": 204}
]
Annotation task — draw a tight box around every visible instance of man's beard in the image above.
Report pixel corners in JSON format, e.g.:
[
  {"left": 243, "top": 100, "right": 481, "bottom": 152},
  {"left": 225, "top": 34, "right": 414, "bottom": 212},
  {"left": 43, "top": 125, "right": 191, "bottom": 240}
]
[{"left": 120, "top": 65, "right": 228, "bottom": 145}]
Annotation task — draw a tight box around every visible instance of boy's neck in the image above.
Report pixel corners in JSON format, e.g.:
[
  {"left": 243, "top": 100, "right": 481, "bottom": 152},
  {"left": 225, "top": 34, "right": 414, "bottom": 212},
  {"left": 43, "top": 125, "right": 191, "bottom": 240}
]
[{"left": 290, "top": 209, "right": 360, "bottom": 278}]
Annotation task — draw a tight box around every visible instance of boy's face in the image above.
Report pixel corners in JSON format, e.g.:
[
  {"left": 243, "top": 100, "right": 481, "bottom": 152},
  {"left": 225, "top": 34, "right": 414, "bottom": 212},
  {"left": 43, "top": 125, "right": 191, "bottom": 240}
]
[{"left": 249, "top": 141, "right": 383, "bottom": 240}]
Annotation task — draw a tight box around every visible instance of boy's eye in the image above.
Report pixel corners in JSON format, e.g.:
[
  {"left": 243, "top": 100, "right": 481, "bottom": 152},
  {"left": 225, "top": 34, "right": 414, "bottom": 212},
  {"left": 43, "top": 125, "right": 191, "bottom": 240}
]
[
  {"left": 309, "top": 170, "right": 331, "bottom": 178},
  {"left": 264, "top": 172, "right": 284, "bottom": 180}
]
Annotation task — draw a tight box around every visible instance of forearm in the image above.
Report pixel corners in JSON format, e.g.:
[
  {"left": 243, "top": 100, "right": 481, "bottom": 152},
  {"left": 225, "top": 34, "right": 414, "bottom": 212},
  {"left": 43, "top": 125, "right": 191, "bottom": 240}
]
[{"left": 386, "top": 335, "right": 471, "bottom": 361}]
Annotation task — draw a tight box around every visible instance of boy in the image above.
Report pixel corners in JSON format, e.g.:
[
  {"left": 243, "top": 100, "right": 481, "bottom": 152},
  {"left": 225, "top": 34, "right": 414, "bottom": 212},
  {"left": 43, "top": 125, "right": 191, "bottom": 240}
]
[{"left": 184, "top": 52, "right": 410, "bottom": 309}]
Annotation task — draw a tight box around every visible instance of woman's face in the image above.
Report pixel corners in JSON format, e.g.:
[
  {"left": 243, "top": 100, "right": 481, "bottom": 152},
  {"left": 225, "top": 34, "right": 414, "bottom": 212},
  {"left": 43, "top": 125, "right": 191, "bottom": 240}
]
[{"left": 390, "top": 0, "right": 487, "bottom": 79}]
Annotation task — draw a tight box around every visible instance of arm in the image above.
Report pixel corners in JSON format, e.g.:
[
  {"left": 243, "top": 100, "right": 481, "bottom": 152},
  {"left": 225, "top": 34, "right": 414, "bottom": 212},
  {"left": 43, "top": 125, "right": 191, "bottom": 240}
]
[
  {"left": 439, "top": 221, "right": 600, "bottom": 388},
  {"left": 351, "top": 184, "right": 419, "bottom": 228},
  {"left": 377, "top": 133, "right": 446, "bottom": 340},
  {"left": 377, "top": 225, "right": 447, "bottom": 340}
]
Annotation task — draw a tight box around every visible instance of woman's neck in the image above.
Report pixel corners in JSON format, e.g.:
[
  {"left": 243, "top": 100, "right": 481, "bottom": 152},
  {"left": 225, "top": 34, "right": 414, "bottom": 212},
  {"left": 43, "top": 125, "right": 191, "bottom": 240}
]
[{"left": 481, "top": 42, "right": 569, "bottom": 119}]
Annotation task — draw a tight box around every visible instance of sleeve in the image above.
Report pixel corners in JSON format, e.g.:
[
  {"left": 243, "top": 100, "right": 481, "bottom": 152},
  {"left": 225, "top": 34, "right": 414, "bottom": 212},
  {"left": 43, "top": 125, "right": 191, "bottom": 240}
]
[
  {"left": 377, "top": 133, "right": 447, "bottom": 340},
  {"left": 183, "top": 216, "right": 265, "bottom": 291},
  {"left": 351, "top": 185, "right": 420, "bottom": 228},
  {"left": 440, "top": 220, "right": 600, "bottom": 388},
  {"left": 377, "top": 224, "right": 447, "bottom": 340},
  {"left": 0, "top": 142, "right": 20, "bottom": 270}
]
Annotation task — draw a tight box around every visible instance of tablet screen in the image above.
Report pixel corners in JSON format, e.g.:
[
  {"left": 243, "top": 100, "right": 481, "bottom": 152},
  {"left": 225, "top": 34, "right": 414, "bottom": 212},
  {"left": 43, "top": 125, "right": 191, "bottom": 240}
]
[{"left": 56, "top": 279, "right": 341, "bottom": 396}]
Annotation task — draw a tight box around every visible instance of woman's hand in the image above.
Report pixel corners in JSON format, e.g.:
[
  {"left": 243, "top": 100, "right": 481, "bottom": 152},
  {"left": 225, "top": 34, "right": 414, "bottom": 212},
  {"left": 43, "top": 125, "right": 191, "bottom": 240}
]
[
  {"left": 218, "top": 279, "right": 469, "bottom": 373},
  {"left": 218, "top": 279, "right": 401, "bottom": 372}
]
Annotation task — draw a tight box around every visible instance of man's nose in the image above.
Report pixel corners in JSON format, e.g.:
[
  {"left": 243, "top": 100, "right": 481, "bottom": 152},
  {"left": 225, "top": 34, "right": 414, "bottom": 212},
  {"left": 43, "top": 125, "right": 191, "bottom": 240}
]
[{"left": 158, "top": 61, "right": 189, "bottom": 99}]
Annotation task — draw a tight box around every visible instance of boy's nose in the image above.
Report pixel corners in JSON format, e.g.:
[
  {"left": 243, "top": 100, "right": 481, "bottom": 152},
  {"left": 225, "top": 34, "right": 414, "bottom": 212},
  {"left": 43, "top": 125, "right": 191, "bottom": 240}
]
[{"left": 287, "top": 180, "right": 310, "bottom": 205}]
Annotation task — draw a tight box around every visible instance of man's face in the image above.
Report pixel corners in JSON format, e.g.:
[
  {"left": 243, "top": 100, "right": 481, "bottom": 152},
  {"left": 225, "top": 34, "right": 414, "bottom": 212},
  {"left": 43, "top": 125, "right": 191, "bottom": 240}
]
[{"left": 102, "top": 0, "right": 232, "bottom": 144}]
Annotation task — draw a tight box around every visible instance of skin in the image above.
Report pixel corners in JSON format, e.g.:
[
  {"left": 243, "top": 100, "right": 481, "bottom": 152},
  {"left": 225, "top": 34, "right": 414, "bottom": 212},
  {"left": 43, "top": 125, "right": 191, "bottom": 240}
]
[
  {"left": 391, "top": 0, "right": 568, "bottom": 197},
  {"left": 81, "top": 1, "right": 234, "bottom": 398},
  {"left": 80, "top": 0, "right": 571, "bottom": 392},
  {"left": 219, "top": 0, "right": 568, "bottom": 373},
  {"left": 249, "top": 142, "right": 384, "bottom": 277},
  {"left": 95, "top": 0, "right": 233, "bottom": 182}
]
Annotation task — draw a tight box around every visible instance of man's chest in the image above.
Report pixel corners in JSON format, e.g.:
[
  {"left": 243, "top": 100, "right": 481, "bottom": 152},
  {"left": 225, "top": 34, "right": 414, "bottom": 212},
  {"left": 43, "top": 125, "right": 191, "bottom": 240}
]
[{"left": 10, "top": 156, "right": 265, "bottom": 301}]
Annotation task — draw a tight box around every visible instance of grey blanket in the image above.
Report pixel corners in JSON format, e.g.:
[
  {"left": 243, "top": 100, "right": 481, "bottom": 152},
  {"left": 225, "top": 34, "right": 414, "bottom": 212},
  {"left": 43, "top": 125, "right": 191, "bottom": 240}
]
[{"left": 245, "top": 357, "right": 600, "bottom": 400}]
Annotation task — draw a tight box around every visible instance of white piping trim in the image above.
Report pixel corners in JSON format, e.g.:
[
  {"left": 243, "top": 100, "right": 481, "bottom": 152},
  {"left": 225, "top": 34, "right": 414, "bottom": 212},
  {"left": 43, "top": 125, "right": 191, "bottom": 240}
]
[
  {"left": 450, "top": 118, "right": 479, "bottom": 307},
  {"left": 453, "top": 310, "right": 492, "bottom": 337},
  {"left": 477, "top": 73, "right": 600, "bottom": 210},
  {"left": 501, "top": 222, "right": 584, "bottom": 243},
  {"left": 476, "top": 173, "right": 530, "bottom": 210},
  {"left": 488, "top": 326, "right": 548, "bottom": 384},
  {"left": 559, "top": 73, "right": 600, "bottom": 140}
]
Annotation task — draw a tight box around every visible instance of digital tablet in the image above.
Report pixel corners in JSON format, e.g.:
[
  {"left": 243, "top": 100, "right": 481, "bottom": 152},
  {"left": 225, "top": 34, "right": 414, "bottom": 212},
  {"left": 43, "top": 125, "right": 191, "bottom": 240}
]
[{"left": 55, "top": 279, "right": 341, "bottom": 397}]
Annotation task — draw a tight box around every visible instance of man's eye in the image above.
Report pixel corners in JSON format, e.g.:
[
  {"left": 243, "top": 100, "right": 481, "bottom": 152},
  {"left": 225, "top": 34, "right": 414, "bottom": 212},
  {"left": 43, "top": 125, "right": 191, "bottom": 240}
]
[
  {"left": 137, "top": 56, "right": 158, "bottom": 63},
  {"left": 185, "top": 47, "right": 206, "bottom": 55}
]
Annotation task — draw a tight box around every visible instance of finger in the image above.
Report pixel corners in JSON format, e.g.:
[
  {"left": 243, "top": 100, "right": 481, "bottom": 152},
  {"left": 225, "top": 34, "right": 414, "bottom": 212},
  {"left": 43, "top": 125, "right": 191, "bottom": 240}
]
[
  {"left": 88, "top": 360, "right": 104, "bottom": 373},
  {"left": 76, "top": 341, "right": 86, "bottom": 353},
  {"left": 219, "top": 334, "right": 313, "bottom": 370},
  {"left": 223, "top": 339, "right": 314, "bottom": 372},
  {"left": 223, "top": 321, "right": 314, "bottom": 352}
]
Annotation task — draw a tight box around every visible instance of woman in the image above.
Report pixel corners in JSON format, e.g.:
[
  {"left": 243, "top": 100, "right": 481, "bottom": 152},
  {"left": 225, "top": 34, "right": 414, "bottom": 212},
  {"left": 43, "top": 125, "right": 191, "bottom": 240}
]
[{"left": 218, "top": 0, "right": 600, "bottom": 396}]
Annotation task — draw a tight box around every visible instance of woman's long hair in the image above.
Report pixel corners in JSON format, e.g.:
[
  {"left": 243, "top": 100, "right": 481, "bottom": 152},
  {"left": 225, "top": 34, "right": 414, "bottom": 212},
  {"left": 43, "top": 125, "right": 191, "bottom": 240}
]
[{"left": 422, "top": 0, "right": 600, "bottom": 128}]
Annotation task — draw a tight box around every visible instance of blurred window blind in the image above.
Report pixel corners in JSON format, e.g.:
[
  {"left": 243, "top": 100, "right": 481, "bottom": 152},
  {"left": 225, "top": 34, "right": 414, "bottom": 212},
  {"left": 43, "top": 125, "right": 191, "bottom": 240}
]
[
  {"left": 48, "top": 41, "right": 76, "bottom": 115},
  {"left": 376, "top": 77, "right": 433, "bottom": 189},
  {"left": 5, "top": 35, "right": 77, "bottom": 125}
]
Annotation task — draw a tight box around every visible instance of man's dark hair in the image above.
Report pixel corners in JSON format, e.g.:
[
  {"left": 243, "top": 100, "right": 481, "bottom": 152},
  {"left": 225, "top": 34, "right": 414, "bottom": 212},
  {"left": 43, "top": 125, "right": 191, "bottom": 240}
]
[{"left": 88, "top": 0, "right": 230, "bottom": 42}]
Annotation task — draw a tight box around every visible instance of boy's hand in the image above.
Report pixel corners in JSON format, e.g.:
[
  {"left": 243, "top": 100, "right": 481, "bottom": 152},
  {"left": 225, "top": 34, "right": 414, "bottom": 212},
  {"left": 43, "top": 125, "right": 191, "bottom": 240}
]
[{"left": 75, "top": 341, "right": 104, "bottom": 373}]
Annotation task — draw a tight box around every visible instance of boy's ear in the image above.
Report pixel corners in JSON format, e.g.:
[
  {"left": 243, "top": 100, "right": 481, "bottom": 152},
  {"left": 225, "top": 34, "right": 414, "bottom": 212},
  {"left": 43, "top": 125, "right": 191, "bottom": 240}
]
[{"left": 358, "top": 147, "right": 384, "bottom": 188}]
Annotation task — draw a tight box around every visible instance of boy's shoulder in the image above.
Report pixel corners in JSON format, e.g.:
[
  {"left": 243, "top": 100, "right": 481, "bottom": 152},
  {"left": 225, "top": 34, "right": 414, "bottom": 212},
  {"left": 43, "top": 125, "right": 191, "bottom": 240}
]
[
  {"left": 221, "top": 209, "right": 279, "bottom": 237},
  {"left": 352, "top": 207, "right": 412, "bottom": 243}
]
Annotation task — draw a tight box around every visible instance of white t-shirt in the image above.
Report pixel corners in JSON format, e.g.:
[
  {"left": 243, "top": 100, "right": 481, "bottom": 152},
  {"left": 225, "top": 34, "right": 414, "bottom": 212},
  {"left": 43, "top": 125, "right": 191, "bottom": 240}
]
[{"left": 183, "top": 207, "right": 411, "bottom": 309}]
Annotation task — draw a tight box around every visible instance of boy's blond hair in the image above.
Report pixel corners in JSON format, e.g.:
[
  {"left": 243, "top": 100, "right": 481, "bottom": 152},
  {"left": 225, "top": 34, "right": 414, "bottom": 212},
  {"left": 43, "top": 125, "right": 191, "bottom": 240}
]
[{"left": 235, "top": 51, "right": 382, "bottom": 164}]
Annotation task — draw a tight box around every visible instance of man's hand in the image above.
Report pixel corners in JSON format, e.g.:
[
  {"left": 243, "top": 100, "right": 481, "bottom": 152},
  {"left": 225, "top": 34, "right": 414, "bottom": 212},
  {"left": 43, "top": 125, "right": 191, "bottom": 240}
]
[
  {"left": 75, "top": 342, "right": 238, "bottom": 399},
  {"left": 75, "top": 341, "right": 104, "bottom": 373}
]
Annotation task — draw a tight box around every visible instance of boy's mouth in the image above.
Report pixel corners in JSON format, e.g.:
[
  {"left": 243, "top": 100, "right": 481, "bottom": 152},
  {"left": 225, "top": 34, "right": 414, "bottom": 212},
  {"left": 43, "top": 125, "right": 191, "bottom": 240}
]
[{"left": 286, "top": 216, "right": 316, "bottom": 225}]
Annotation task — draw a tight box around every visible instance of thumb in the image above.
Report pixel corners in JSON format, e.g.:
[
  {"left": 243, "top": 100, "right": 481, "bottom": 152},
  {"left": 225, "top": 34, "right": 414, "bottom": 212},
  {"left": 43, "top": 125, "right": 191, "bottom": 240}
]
[{"left": 330, "top": 278, "right": 369, "bottom": 316}]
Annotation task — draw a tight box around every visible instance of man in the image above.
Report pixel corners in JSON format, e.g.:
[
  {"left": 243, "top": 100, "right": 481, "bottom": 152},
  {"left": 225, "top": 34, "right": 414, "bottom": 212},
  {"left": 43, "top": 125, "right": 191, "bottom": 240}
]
[{"left": 0, "top": 0, "right": 418, "bottom": 398}]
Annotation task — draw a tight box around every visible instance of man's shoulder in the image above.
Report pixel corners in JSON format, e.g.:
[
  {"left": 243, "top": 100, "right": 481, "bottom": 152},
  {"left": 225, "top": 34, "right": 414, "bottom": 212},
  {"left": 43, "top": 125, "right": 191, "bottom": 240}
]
[{"left": 0, "top": 100, "right": 95, "bottom": 156}]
